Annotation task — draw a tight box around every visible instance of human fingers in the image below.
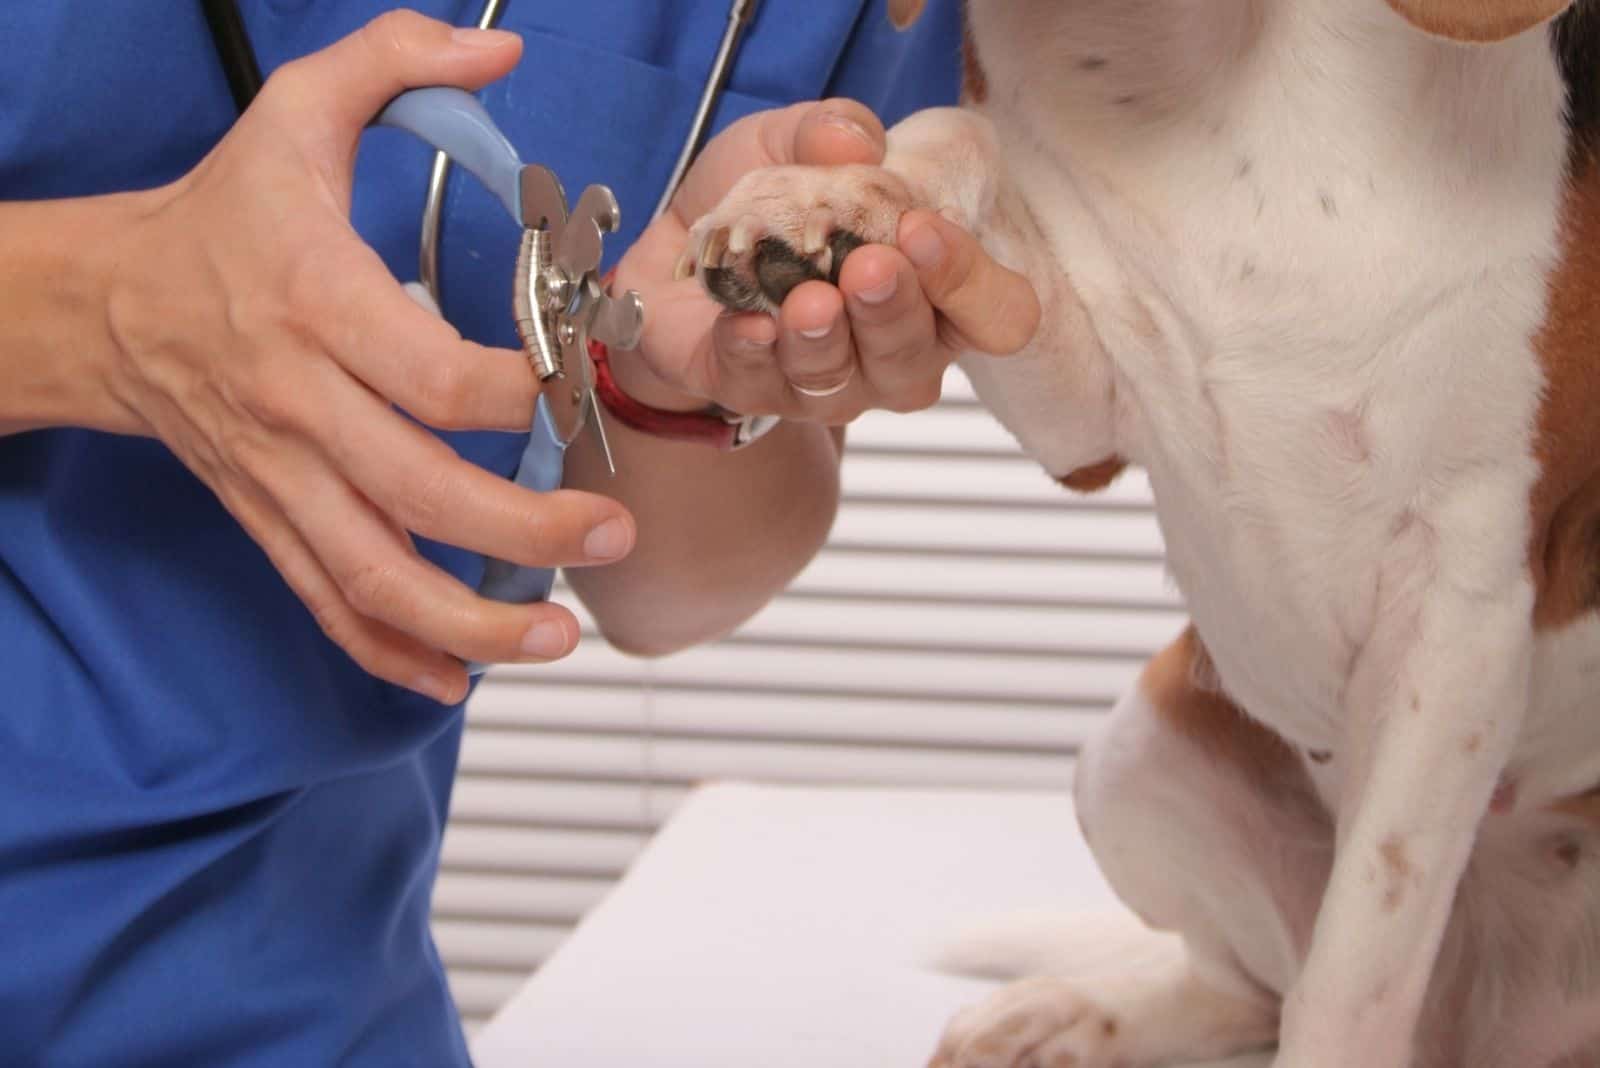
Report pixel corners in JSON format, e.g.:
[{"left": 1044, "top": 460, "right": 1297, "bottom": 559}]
[
  {"left": 788, "top": 98, "right": 886, "bottom": 168},
  {"left": 835, "top": 244, "right": 945, "bottom": 412},
  {"left": 311, "top": 370, "right": 636, "bottom": 570},
  {"left": 261, "top": 10, "right": 523, "bottom": 189},
  {"left": 301, "top": 241, "right": 538, "bottom": 431},
  {"left": 216, "top": 466, "right": 473, "bottom": 703},
  {"left": 260, "top": 435, "right": 584, "bottom": 668},
  {"left": 671, "top": 98, "right": 885, "bottom": 227},
  {"left": 772, "top": 280, "right": 865, "bottom": 421},
  {"left": 138, "top": 379, "right": 477, "bottom": 701},
  {"left": 897, "top": 211, "right": 1041, "bottom": 356},
  {"left": 702, "top": 310, "right": 791, "bottom": 416}
]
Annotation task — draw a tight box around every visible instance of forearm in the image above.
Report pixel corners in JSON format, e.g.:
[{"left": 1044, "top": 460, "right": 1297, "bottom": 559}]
[
  {"left": 0, "top": 194, "right": 153, "bottom": 437},
  {"left": 561, "top": 356, "right": 842, "bottom": 656}
]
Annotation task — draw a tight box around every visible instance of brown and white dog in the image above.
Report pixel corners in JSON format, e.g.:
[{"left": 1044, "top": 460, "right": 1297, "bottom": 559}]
[{"left": 684, "top": 0, "right": 1600, "bottom": 1065}]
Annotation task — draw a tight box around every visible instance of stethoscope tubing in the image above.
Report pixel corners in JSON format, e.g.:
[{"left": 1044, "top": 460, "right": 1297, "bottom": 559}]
[
  {"left": 650, "top": 0, "right": 760, "bottom": 222},
  {"left": 201, "top": 0, "right": 266, "bottom": 109},
  {"left": 418, "top": 0, "right": 510, "bottom": 302},
  {"left": 202, "top": 0, "right": 757, "bottom": 307}
]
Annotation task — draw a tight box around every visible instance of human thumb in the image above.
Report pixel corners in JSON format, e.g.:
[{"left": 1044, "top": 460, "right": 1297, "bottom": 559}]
[
  {"left": 899, "top": 211, "right": 1040, "bottom": 355},
  {"left": 262, "top": 11, "right": 521, "bottom": 166}
]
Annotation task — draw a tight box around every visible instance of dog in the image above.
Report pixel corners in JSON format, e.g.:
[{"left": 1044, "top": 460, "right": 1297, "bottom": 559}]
[{"left": 680, "top": 0, "right": 1600, "bottom": 1064}]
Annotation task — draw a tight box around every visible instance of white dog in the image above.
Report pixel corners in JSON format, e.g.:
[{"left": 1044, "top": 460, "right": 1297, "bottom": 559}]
[{"left": 682, "top": 1, "right": 1600, "bottom": 1065}]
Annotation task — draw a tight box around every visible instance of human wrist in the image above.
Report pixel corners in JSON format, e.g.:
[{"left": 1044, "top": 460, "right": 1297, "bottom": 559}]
[
  {"left": 601, "top": 346, "right": 709, "bottom": 414},
  {"left": 0, "top": 191, "right": 156, "bottom": 437}
]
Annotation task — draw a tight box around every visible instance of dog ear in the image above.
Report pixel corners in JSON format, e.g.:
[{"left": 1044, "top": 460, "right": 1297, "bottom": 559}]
[
  {"left": 888, "top": 0, "right": 928, "bottom": 30},
  {"left": 1385, "top": 0, "right": 1572, "bottom": 42}
]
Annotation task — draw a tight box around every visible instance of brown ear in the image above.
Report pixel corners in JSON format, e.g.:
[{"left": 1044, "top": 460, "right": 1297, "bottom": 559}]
[
  {"left": 888, "top": 0, "right": 928, "bottom": 30},
  {"left": 1385, "top": 0, "right": 1572, "bottom": 42}
]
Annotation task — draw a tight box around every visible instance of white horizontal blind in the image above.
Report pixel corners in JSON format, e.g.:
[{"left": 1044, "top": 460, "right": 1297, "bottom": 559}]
[{"left": 434, "top": 369, "right": 1183, "bottom": 1031}]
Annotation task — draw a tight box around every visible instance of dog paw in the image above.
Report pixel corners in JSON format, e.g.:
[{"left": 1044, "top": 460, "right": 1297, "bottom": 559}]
[
  {"left": 928, "top": 978, "right": 1132, "bottom": 1068},
  {"left": 681, "top": 164, "right": 915, "bottom": 314}
]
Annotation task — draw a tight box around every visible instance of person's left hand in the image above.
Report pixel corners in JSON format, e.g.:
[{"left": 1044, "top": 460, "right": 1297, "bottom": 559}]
[{"left": 607, "top": 99, "right": 1040, "bottom": 422}]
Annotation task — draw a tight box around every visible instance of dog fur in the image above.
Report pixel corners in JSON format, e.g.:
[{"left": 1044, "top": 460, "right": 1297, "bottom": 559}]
[{"left": 685, "top": 1, "right": 1600, "bottom": 1064}]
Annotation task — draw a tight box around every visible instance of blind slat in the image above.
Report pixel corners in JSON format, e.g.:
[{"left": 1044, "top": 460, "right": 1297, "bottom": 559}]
[
  {"left": 841, "top": 453, "right": 1152, "bottom": 509},
  {"left": 432, "top": 919, "right": 568, "bottom": 971},
  {"left": 434, "top": 871, "right": 612, "bottom": 923},
  {"left": 785, "top": 552, "right": 1179, "bottom": 607},
  {"left": 845, "top": 406, "right": 1022, "bottom": 454},
  {"left": 448, "top": 969, "right": 530, "bottom": 1019},
  {"left": 438, "top": 822, "right": 649, "bottom": 874},
  {"left": 494, "top": 643, "right": 1142, "bottom": 704},
  {"left": 458, "top": 731, "right": 1075, "bottom": 790},
  {"left": 446, "top": 779, "right": 688, "bottom": 830},
  {"left": 559, "top": 598, "right": 1184, "bottom": 656},
  {"left": 469, "top": 687, "right": 1104, "bottom": 749},
  {"left": 829, "top": 502, "right": 1163, "bottom": 557}
]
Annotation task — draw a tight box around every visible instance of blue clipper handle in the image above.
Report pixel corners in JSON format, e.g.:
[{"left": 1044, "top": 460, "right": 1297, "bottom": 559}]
[{"left": 374, "top": 86, "right": 525, "bottom": 224}]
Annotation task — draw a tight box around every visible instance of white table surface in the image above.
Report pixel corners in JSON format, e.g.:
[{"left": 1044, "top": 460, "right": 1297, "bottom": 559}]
[{"left": 472, "top": 782, "right": 1272, "bottom": 1068}]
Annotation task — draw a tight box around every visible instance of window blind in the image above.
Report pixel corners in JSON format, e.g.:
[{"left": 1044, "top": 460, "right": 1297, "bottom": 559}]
[{"left": 434, "top": 368, "right": 1182, "bottom": 1031}]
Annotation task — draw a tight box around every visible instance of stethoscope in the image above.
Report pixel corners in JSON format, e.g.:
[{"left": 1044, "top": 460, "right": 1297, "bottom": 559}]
[
  {"left": 199, "top": 0, "right": 758, "bottom": 667},
  {"left": 200, "top": 0, "right": 758, "bottom": 297}
]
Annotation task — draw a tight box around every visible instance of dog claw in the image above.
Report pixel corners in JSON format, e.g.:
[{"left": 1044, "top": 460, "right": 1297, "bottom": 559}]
[
  {"left": 802, "top": 208, "right": 835, "bottom": 255},
  {"left": 700, "top": 228, "right": 730, "bottom": 269},
  {"left": 729, "top": 215, "right": 764, "bottom": 257}
]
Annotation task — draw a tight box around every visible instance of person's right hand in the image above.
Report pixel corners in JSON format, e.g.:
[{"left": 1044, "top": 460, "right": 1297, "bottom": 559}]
[{"left": 100, "top": 12, "right": 635, "bottom": 704}]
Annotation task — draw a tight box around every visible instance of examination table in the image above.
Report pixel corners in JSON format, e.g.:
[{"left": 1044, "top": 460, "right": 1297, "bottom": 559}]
[{"left": 472, "top": 783, "right": 1272, "bottom": 1068}]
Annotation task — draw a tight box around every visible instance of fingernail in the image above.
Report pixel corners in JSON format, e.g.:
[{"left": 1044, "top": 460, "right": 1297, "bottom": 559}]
[
  {"left": 521, "top": 622, "right": 570, "bottom": 659},
  {"left": 819, "top": 110, "right": 876, "bottom": 148},
  {"left": 854, "top": 274, "right": 898, "bottom": 305},
  {"left": 799, "top": 321, "right": 834, "bottom": 341},
  {"left": 416, "top": 673, "right": 461, "bottom": 704},
  {"left": 452, "top": 27, "right": 519, "bottom": 48},
  {"left": 737, "top": 319, "right": 777, "bottom": 348},
  {"left": 903, "top": 224, "right": 946, "bottom": 270},
  {"left": 583, "top": 518, "right": 632, "bottom": 561}
]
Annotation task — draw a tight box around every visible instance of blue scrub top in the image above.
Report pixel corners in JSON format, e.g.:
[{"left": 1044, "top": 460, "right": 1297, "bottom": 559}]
[{"left": 0, "top": 2, "right": 960, "bottom": 1064}]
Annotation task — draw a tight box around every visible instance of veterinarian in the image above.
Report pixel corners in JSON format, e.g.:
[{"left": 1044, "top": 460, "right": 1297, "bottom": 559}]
[{"left": 0, "top": 2, "right": 1039, "bottom": 1065}]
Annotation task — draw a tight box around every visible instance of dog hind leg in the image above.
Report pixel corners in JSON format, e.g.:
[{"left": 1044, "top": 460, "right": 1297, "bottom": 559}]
[{"left": 929, "top": 628, "right": 1331, "bottom": 1067}]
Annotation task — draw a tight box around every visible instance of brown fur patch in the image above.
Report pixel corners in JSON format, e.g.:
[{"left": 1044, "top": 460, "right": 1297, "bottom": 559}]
[
  {"left": 961, "top": 12, "right": 988, "bottom": 105},
  {"left": 1141, "top": 627, "right": 1299, "bottom": 789},
  {"left": 1530, "top": 156, "right": 1600, "bottom": 629},
  {"left": 1386, "top": 0, "right": 1571, "bottom": 42},
  {"left": 1058, "top": 456, "right": 1128, "bottom": 494},
  {"left": 1380, "top": 835, "right": 1415, "bottom": 912},
  {"left": 1552, "top": 783, "right": 1600, "bottom": 826}
]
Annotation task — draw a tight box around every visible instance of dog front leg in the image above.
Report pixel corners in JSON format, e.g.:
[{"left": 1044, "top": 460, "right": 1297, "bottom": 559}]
[
  {"left": 1276, "top": 490, "right": 1536, "bottom": 1067},
  {"left": 685, "top": 106, "right": 1122, "bottom": 479}
]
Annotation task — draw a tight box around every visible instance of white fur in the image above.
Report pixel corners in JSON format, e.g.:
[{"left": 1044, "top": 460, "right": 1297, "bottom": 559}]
[
  {"left": 690, "top": 1, "right": 1600, "bottom": 1064},
  {"left": 930, "top": 910, "right": 1182, "bottom": 984}
]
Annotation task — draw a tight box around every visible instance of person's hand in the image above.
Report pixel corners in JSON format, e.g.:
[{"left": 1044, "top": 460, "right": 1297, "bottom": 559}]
[
  {"left": 608, "top": 99, "right": 1040, "bottom": 422},
  {"left": 100, "top": 12, "right": 635, "bottom": 703}
]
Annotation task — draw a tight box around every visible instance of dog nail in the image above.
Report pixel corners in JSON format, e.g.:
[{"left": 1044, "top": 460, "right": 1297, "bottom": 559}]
[
  {"left": 804, "top": 210, "right": 836, "bottom": 255},
  {"left": 700, "top": 229, "right": 729, "bottom": 268},
  {"left": 730, "top": 215, "right": 764, "bottom": 256}
]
